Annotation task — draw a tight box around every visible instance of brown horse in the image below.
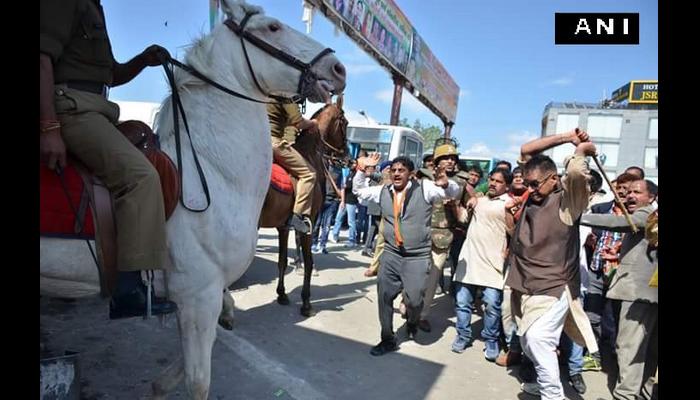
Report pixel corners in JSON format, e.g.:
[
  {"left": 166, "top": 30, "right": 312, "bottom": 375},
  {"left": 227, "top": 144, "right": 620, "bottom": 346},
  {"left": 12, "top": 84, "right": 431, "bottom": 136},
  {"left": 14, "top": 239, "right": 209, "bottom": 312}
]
[{"left": 258, "top": 95, "right": 348, "bottom": 316}]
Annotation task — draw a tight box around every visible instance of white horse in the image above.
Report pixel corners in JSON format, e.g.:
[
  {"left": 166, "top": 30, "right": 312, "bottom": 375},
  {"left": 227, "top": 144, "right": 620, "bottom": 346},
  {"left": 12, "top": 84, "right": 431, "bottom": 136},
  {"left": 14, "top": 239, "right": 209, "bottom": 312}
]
[{"left": 40, "top": 1, "right": 346, "bottom": 398}]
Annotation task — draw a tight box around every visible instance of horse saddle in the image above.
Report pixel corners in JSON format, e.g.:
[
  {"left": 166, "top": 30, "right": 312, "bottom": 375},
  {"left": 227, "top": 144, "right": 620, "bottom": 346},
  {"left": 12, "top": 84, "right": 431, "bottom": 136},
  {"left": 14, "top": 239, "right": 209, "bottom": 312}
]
[
  {"left": 270, "top": 163, "right": 294, "bottom": 195},
  {"left": 39, "top": 120, "right": 180, "bottom": 296}
]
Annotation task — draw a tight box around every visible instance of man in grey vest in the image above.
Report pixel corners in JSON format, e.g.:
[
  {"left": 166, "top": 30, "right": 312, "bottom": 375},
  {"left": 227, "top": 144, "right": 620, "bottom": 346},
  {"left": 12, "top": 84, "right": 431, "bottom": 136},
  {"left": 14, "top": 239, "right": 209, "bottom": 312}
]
[
  {"left": 506, "top": 130, "right": 599, "bottom": 399},
  {"left": 353, "top": 154, "right": 460, "bottom": 356},
  {"left": 580, "top": 179, "right": 658, "bottom": 400}
]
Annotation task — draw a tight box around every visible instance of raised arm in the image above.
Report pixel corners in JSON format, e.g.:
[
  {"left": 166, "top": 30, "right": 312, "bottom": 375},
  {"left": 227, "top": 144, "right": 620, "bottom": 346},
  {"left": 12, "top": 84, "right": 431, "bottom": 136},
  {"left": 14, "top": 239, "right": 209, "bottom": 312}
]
[
  {"left": 520, "top": 128, "right": 589, "bottom": 162},
  {"left": 352, "top": 170, "right": 383, "bottom": 203},
  {"left": 559, "top": 141, "right": 596, "bottom": 225},
  {"left": 581, "top": 206, "right": 651, "bottom": 233},
  {"left": 423, "top": 166, "right": 461, "bottom": 204}
]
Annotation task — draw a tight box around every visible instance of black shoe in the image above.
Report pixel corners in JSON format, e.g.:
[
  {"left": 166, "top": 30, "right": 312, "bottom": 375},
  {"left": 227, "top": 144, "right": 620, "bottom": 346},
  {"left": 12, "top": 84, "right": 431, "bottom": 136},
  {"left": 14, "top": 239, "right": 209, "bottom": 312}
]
[
  {"left": 406, "top": 323, "right": 418, "bottom": 340},
  {"left": 568, "top": 373, "right": 587, "bottom": 394},
  {"left": 519, "top": 357, "right": 537, "bottom": 383},
  {"left": 370, "top": 339, "right": 399, "bottom": 356},
  {"left": 109, "top": 282, "right": 178, "bottom": 320},
  {"left": 418, "top": 319, "right": 432, "bottom": 332},
  {"left": 361, "top": 249, "right": 374, "bottom": 258},
  {"left": 289, "top": 213, "right": 311, "bottom": 234}
]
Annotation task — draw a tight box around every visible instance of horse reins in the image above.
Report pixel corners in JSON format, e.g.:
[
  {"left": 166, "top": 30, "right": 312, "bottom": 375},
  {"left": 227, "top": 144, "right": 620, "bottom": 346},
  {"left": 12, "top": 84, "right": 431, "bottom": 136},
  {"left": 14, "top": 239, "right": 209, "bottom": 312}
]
[
  {"left": 223, "top": 11, "right": 334, "bottom": 106},
  {"left": 158, "top": 10, "right": 335, "bottom": 212}
]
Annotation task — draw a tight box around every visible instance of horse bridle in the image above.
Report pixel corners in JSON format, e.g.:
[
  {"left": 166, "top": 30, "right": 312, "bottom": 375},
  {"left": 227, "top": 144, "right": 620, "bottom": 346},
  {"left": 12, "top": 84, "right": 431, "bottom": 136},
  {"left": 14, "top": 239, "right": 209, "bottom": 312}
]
[
  {"left": 224, "top": 11, "right": 335, "bottom": 105},
  {"left": 158, "top": 11, "right": 336, "bottom": 213}
]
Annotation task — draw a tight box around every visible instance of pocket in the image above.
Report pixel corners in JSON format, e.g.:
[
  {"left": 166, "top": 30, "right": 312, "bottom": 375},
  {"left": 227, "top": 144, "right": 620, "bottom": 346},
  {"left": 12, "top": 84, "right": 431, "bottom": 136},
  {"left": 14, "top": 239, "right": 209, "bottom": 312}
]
[
  {"left": 75, "top": 10, "right": 113, "bottom": 67},
  {"left": 54, "top": 89, "right": 78, "bottom": 113},
  {"left": 54, "top": 88, "right": 119, "bottom": 122}
]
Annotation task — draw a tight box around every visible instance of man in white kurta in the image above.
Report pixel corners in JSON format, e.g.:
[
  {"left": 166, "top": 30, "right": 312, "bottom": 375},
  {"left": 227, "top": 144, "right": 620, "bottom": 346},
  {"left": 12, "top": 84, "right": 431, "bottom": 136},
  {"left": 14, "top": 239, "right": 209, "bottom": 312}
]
[{"left": 451, "top": 168, "right": 513, "bottom": 361}]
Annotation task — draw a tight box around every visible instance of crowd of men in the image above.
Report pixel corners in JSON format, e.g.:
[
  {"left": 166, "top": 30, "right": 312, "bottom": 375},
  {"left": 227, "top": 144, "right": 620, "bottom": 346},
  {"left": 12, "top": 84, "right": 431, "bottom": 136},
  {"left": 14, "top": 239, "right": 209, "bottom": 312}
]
[
  {"left": 40, "top": 3, "right": 658, "bottom": 398},
  {"left": 309, "top": 130, "right": 658, "bottom": 400}
]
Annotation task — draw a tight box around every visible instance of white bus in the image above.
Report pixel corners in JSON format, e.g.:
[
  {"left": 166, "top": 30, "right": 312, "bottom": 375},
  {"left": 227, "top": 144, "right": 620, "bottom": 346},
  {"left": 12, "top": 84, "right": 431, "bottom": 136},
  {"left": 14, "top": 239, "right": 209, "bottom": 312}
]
[{"left": 346, "top": 124, "right": 424, "bottom": 167}]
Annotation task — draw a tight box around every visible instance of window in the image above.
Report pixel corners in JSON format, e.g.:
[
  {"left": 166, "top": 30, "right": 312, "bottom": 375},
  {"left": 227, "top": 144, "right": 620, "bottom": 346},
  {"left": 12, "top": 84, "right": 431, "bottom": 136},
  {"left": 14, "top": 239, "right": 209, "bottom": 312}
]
[
  {"left": 648, "top": 118, "right": 658, "bottom": 140},
  {"left": 554, "top": 113, "right": 580, "bottom": 134},
  {"left": 587, "top": 115, "right": 622, "bottom": 138},
  {"left": 405, "top": 138, "right": 419, "bottom": 162},
  {"left": 645, "top": 147, "right": 658, "bottom": 169},
  {"left": 598, "top": 143, "right": 619, "bottom": 167},
  {"left": 551, "top": 114, "right": 580, "bottom": 164}
]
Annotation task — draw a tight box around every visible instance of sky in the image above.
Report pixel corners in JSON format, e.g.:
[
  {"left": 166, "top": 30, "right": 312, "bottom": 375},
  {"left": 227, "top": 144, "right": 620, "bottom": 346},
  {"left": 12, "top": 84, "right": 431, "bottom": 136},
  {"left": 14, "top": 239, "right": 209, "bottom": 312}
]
[{"left": 103, "top": 0, "right": 658, "bottom": 163}]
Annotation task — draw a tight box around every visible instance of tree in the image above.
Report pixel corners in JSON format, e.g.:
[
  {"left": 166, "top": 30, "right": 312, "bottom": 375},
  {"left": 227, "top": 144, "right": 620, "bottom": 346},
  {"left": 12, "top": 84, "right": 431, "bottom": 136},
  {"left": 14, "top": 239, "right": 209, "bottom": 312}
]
[{"left": 394, "top": 118, "right": 444, "bottom": 152}]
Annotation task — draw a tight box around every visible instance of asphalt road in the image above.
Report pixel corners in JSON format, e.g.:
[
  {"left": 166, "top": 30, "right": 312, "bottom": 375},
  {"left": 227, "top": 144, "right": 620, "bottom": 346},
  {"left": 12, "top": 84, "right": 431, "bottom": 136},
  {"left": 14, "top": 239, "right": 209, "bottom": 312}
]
[{"left": 40, "top": 228, "right": 616, "bottom": 399}]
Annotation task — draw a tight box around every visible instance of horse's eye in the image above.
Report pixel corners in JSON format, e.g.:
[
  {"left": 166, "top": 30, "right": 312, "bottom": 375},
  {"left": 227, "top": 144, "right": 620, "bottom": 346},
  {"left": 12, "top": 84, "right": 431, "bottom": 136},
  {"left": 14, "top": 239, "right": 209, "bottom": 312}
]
[{"left": 269, "top": 23, "right": 281, "bottom": 32}]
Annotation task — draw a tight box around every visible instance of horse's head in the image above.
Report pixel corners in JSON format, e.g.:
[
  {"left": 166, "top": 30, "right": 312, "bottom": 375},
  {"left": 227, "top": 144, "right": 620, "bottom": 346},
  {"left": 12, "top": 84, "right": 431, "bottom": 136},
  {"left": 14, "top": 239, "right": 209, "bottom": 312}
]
[
  {"left": 311, "top": 95, "right": 349, "bottom": 163},
  {"left": 211, "top": 0, "right": 346, "bottom": 104}
]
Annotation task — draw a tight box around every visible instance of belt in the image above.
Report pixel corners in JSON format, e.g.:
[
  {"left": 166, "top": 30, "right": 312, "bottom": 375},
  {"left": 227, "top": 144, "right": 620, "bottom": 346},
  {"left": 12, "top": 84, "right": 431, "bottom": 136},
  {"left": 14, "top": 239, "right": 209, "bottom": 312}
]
[{"left": 60, "top": 81, "right": 109, "bottom": 97}]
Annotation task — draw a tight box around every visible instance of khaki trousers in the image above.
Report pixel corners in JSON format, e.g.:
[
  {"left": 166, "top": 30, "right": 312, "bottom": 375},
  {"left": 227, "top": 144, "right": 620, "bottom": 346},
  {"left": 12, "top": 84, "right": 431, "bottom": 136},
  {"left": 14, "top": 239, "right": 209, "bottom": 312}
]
[
  {"left": 612, "top": 300, "right": 658, "bottom": 400},
  {"left": 54, "top": 86, "right": 167, "bottom": 271},
  {"left": 367, "top": 219, "right": 385, "bottom": 274},
  {"left": 420, "top": 246, "right": 449, "bottom": 319},
  {"left": 271, "top": 136, "right": 315, "bottom": 216}
]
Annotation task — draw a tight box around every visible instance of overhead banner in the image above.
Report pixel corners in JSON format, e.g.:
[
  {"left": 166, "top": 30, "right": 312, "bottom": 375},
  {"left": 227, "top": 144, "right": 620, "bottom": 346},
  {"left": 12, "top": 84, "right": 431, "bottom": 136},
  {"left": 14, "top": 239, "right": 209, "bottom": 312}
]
[
  {"left": 329, "top": 0, "right": 412, "bottom": 73},
  {"left": 406, "top": 31, "right": 460, "bottom": 122},
  {"left": 322, "top": 0, "right": 460, "bottom": 123}
]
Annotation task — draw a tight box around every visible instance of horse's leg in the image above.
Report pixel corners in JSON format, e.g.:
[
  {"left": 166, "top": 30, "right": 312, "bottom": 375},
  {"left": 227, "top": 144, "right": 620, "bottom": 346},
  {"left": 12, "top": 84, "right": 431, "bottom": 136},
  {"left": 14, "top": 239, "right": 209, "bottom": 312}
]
[
  {"left": 294, "top": 229, "right": 304, "bottom": 274},
  {"left": 276, "top": 227, "right": 290, "bottom": 305},
  {"left": 299, "top": 232, "right": 315, "bottom": 317},
  {"left": 178, "top": 284, "right": 221, "bottom": 400},
  {"left": 217, "top": 290, "right": 235, "bottom": 331},
  {"left": 152, "top": 355, "right": 184, "bottom": 400}
]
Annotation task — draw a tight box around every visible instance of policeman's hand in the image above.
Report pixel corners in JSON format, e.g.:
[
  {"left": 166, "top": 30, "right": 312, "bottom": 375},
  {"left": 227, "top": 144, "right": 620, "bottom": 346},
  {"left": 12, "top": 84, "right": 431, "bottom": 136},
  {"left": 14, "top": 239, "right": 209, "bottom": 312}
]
[
  {"left": 575, "top": 141, "right": 597, "bottom": 157},
  {"left": 434, "top": 165, "right": 449, "bottom": 188},
  {"left": 140, "top": 45, "right": 170, "bottom": 66},
  {"left": 40, "top": 130, "right": 67, "bottom": 171}
]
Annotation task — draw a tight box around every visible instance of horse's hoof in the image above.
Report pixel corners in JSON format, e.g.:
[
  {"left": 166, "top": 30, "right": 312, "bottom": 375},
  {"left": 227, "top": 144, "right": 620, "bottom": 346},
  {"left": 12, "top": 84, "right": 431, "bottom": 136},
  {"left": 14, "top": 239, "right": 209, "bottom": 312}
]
[
  {"left": 300, "top": 306, "right": 314, "bottom": 317},
  {"left": 218, "top": 316, "right": 234, "bottom": 331},
  {"left": 277, "top": 295, "right": 290, "bottom": 305}
]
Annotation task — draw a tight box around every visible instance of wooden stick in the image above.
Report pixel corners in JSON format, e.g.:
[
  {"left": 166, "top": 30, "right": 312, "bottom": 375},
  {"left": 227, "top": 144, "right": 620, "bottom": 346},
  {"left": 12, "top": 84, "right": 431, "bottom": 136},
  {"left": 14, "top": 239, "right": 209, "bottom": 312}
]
[{"left": 591, "top": 155, "right": 638, "bottom": 233}]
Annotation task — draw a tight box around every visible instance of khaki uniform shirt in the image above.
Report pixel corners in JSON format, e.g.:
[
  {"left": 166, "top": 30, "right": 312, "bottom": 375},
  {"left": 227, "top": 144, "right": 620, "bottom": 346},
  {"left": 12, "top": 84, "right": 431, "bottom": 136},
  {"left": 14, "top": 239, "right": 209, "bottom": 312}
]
[
  {"left": 40, "top": 0, "right": 115, "bottom": 85},
  {"left": 267, "top": 103, "right": 303, "bottom": 143}
]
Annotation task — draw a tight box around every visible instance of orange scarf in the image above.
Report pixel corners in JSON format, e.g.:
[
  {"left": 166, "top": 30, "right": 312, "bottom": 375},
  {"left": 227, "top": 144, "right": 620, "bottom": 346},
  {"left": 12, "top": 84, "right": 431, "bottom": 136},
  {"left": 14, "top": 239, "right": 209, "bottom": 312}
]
[{"left": 392, "top": 189, "right": 406, "bottom": 246}]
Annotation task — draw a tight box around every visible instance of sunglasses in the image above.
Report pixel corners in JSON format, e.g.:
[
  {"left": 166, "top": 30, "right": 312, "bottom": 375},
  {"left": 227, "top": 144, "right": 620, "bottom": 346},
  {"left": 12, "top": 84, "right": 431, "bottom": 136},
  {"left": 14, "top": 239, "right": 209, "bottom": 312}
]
[{"left": 525, "top": 172, "right": 555, "bottom": 190}]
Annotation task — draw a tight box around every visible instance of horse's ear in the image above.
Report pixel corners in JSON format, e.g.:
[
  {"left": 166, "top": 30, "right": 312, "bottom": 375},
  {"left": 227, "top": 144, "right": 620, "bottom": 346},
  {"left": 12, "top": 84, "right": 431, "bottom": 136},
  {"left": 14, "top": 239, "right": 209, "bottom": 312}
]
[
  {"left": 221, "top": 0, "right": 262, "bottom": 21},
  {"left": 335, "top": 94, "right": 344, "bottom": 110}
]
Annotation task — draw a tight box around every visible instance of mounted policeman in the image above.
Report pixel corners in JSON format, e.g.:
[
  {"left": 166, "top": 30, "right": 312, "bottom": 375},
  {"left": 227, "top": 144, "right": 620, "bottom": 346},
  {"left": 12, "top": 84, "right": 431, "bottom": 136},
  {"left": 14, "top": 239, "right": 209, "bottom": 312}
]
[{"left": 40, "top": 0, "right": 177, "bottom": 319}]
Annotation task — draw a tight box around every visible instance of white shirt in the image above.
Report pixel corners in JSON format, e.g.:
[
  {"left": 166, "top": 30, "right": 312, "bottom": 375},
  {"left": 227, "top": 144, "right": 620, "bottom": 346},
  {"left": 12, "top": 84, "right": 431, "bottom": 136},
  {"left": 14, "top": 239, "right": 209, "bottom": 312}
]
[{"left": 352, "top": 171, "right": 460, "bottom": 209}]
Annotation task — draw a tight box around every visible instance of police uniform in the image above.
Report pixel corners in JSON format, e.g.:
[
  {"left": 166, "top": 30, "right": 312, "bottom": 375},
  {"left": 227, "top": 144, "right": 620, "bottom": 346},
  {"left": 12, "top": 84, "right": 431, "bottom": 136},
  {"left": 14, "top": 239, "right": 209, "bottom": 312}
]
[
  {"left": 40, "top": 0, "right": 167, "bottom": 272},
  {"left": 420, "top": 144, "right": 470, "bottom": 321},
  {"left": 267, "top": 103, "right": 316, "bottom": 217}
]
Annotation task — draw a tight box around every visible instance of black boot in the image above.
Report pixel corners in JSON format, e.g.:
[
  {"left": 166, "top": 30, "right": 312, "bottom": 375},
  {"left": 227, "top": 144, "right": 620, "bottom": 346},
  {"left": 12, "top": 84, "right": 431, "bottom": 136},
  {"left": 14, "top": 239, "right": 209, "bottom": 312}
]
[
  {"left": 288, "top": 213, "right": 311, "bottom": 234},
  {"left": 109, "top": 271, "right": 178, "bottom": 320}
]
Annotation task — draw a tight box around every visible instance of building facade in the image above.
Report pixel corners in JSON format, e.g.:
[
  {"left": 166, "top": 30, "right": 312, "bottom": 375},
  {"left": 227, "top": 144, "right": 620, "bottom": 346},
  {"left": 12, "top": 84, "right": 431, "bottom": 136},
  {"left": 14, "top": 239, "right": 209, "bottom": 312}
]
[{"left": 541, "top": 82, "right": 658, "bottom": 183}]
